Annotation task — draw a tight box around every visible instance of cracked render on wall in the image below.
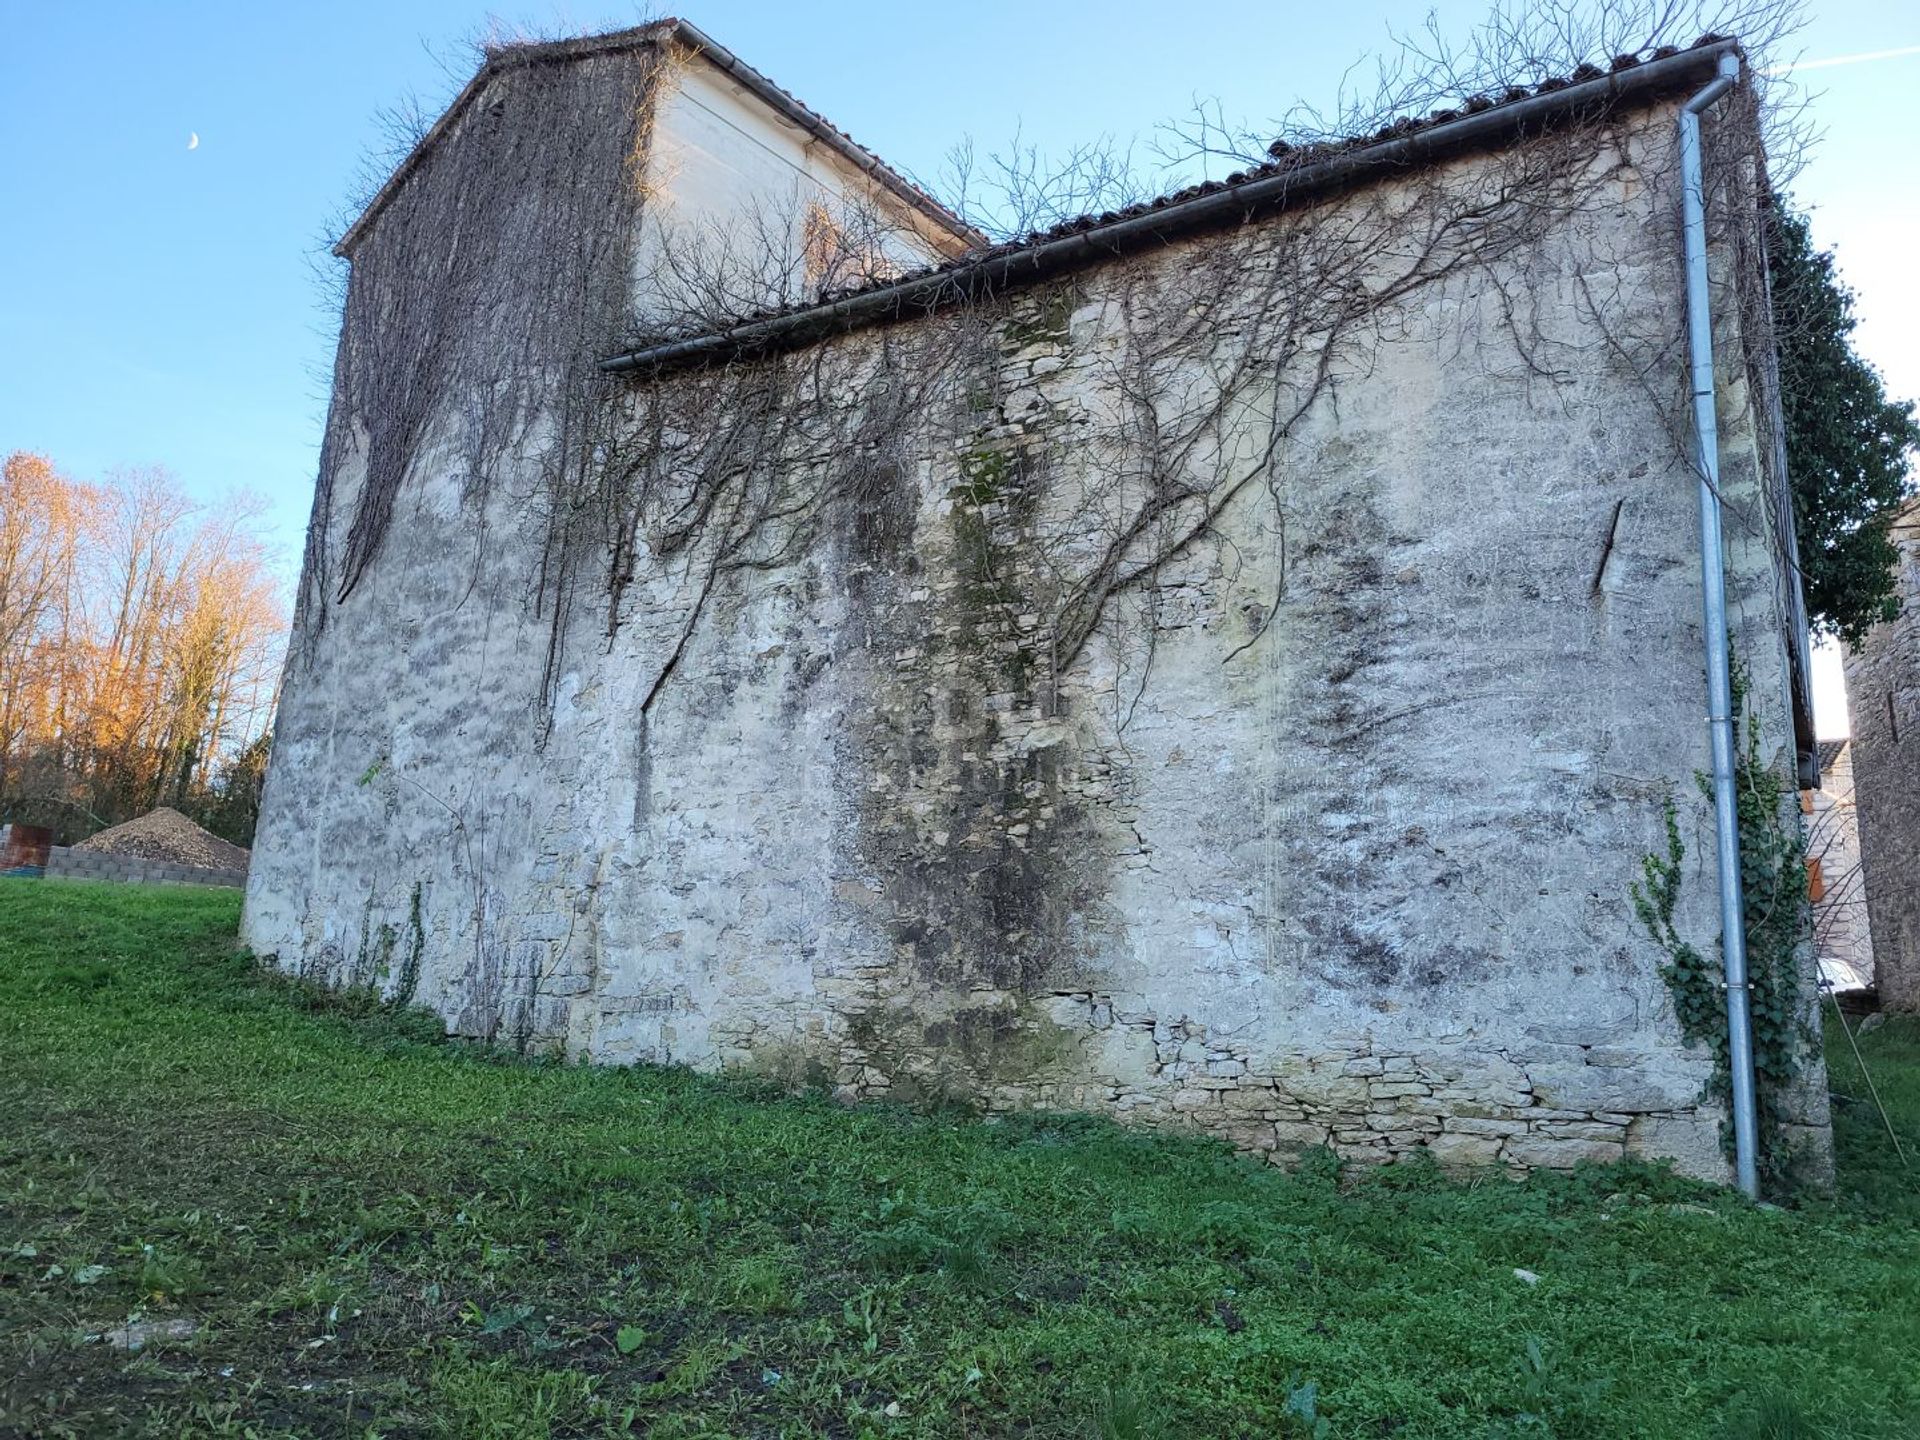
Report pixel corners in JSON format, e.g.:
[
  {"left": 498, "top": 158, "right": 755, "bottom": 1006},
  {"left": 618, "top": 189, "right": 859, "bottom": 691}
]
[{"left": 245, "top": 87, "right": 1828, "bottom": 1183}]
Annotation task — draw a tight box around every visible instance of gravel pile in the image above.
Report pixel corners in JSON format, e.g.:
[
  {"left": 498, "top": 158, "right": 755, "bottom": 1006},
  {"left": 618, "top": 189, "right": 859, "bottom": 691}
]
[{"left": 75, "top": 808, "right": 250, "bottom": 871}]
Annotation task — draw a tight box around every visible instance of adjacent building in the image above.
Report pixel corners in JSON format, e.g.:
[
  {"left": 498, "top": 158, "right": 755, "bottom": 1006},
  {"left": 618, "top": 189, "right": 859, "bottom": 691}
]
[
  {"left": 1845, "top": 498, "right": 1920, "bottom": 1012},
  {"left": 1803, "top": 738, "right": 1875, "bottom": 994}
]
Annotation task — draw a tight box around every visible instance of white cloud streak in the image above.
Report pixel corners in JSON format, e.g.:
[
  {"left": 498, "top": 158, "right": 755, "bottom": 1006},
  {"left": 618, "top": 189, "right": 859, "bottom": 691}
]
[{"left": 1763, "top": 44, "right": 1920, "bottom": 76}]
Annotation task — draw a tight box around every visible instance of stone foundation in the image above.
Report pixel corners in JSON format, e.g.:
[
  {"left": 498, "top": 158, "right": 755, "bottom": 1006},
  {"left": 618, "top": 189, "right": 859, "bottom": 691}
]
[{"left": 798, "top": 989, "right": 1727, "bottom": 1174}]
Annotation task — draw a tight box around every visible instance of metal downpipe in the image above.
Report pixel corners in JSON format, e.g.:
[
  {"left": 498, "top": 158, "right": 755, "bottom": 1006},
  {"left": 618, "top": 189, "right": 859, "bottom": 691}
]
[{"left": 1680, "top": 50, "right": 1761, "bottom": 1199}]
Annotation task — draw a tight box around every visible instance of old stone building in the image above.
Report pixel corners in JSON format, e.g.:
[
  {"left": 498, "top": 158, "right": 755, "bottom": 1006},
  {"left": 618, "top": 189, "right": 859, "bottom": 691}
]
[
  {"left": 246, "top": 24, "right": 1829, "bottom": 1181},
  {"left": 1846, "top": 497, "right": 1920, "bottom": 1012},
  {"left": 1802, "top": 738, "right": 1874, "bottom": 994}
]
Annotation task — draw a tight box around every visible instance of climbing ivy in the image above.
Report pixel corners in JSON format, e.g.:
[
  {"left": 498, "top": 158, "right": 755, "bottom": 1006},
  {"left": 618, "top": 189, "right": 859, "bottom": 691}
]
[{"left": 1631, "top": 668, "right": 1811, "bottom": 1190}]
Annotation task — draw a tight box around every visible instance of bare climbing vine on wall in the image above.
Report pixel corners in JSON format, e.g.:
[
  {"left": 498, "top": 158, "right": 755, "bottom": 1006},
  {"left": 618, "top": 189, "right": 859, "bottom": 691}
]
[
  {"left": 303, "top": 38, "right": 662, "bottom": 630},
  {"left": 526, "top": 103, "right": 1709, "bottom": 745},
  {"left": 301, "top": 8, "right": 1807, "bottom": 739}
]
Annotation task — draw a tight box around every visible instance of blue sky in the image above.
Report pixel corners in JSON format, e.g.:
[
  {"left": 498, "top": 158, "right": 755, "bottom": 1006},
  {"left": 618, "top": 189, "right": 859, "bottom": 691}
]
[{"left": 3, "top": 1, "right": 1914, "bottom": 725}]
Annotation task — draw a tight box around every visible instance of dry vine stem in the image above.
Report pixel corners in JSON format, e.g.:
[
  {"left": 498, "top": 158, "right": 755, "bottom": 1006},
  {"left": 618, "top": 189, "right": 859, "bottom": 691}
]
[
  {"left": 535, "top": 90, "right": 1764, "bottom": 752},
  {"left": 305, "top": 42, "right": 661, "bottom": 621}
]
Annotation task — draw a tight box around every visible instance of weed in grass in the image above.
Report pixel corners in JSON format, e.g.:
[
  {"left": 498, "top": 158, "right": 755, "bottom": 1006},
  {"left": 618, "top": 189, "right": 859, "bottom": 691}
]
[
  {"left": 427, "top": 1349, "right": 599, "bottom": 1439},
  {"left": 1718, "top": 1394, "right": 1830, "bottom": 1440},
  {"left": 133, "top": 1240, "right": 200, "bottom": 1300},
  {"left": 38, "top": 961, "right": 113, "bottom": 993},
  {"left": 1090, "top": 1383, "right": 1166, "bottom": 1440},
  {"left": 465, "top": 1300, "right": 537, "bottom": 1336},
  {"left": 657, "top": 1334, "right": 741, "bottom": 1397},
  {"left": 935, "top": 1233, "right": 995, "bottom": 1291},
  {"left": 1496, "top": 1336, "right": 1612, "bottom": 1433},
  {"left": 856, "top": 1219, "right": 940, "bottom": 1274},
  {"left": 721, "top": 1253, "right": 798, "bottom": 1314},
  {"left": 842, "top": 1288, "right": 890, "bottom": 1354}
]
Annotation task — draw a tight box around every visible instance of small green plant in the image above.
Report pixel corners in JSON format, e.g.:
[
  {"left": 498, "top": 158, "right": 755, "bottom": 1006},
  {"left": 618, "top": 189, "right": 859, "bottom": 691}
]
[
  {"left": 1089, "top": 1383, "right": 1165, "bottom": 1440},
  {"left": 463, "top": 1300, "right": 535, "bottom": 1336},
  {"left": 133, "top": 1242, "right": 199, "bottom": 1301},
  {"left": 37, "top": 961, "right": 113, "bottom": 993},
  {"left": 1718, "top": 1392, "right": 1830, "bottom": 1440},
  {"left": 937, "top": 1235, "right": 993, "bottom": 1290},
  {"left": 427, "top": 1349, "right": 599, "bottom": 1440},
  {"left": 722, "top": 1253, "right": 796, "bottom": 1314},
  {"left": 1633, "top": 801, "right": 1721, "bottom": 1042},
  {"left": 1492, "top": 1338, "right": 1610, "bottom": 1434},
  {"left": 842, "top": 1289, "right": 888, "bottom": 1355},
  {"left": 1511, "top": 1336, "right": 1560, "bottom": 1430},
  {"left": 856, "top": 1202, "right": 1008, "bottom": 1290},
  {"left": 394, "top": 880, "right": 425, "bottom": 1006}
]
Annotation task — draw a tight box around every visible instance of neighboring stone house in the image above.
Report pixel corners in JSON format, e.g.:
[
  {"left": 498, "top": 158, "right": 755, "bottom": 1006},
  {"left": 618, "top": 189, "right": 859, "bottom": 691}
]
[
  {"left": 1802, "top": 738, "right": 1874, "bottom": 994},
  {"left": 246, "top": 25, "right": 1829, "bottom": 1182},
  {"left": 1845, "top": 498, "right": 1920, "bottom": 1012}
]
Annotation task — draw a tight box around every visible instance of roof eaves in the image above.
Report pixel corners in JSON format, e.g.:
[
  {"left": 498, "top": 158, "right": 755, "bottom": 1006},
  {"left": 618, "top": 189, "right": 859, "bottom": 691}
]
[{"left": 601, "top": 37, "right": 1744, "bottom": 377}]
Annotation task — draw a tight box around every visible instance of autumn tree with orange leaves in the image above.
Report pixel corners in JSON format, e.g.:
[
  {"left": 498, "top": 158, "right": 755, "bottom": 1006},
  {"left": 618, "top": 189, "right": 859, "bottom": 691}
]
[{"left": 0, "top": 451, "right": 286, "bottom": 844}]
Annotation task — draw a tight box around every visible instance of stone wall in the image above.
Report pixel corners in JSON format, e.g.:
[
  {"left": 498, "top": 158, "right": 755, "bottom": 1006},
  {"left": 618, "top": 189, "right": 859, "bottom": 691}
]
[
  {"left": 246, "top": 86, "right": 1825, "bottom": 1181},
  {"left": 46, "top": 846, "right": 248, "bottom": 890},
  {"left": 1845, "top": 500, "right": 1920, "bottom": 1012}
]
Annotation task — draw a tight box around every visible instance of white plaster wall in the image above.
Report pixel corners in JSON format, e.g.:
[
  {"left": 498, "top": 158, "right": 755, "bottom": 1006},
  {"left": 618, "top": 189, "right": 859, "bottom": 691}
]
[{"left": 632, "top": 53, "right": 966, "bottom": 320}]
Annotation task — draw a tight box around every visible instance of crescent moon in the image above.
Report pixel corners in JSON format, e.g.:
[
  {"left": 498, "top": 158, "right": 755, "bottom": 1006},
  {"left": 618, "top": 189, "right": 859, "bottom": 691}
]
[{"left": 188, "top": 132, "right": 199, "bottom": 150}]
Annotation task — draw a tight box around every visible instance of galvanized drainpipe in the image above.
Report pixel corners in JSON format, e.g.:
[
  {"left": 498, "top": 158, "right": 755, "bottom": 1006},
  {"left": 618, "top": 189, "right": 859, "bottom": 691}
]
[{"left": 1680, "top": 50, "right": 1761, "bottom": 1199}]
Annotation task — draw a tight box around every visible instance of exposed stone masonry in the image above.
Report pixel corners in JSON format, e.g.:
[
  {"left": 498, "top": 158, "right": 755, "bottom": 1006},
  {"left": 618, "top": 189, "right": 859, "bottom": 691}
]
[
  {"left": 46, "top": 846, "right": 247, "bottom": 890},
  {"left": 821, "top": 989, "right": 1718, "bottom": 1173}
]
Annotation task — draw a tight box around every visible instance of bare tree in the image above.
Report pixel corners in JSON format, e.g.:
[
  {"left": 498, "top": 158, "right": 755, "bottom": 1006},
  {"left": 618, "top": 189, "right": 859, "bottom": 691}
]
[
  {"left": 0, "top": 453, "right": 286, "bottom": 840},
  {"left": 938, "top": 129, "right": 1150, "bottom": 243},
  {"left": 1156, "top": 0, "right": 1811, "bottom": 187}
]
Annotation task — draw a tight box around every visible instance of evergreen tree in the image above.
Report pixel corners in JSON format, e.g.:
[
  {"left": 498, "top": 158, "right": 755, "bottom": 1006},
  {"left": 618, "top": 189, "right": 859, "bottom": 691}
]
[{"left": 1769, "top": 198, "right": 1920, "bottom": 645}]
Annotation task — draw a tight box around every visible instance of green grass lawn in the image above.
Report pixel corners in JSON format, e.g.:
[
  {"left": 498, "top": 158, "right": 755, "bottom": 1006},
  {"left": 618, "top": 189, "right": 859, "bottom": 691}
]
[{"left": 2, "top": 882, "right": 1917, "bottom": 1439}]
